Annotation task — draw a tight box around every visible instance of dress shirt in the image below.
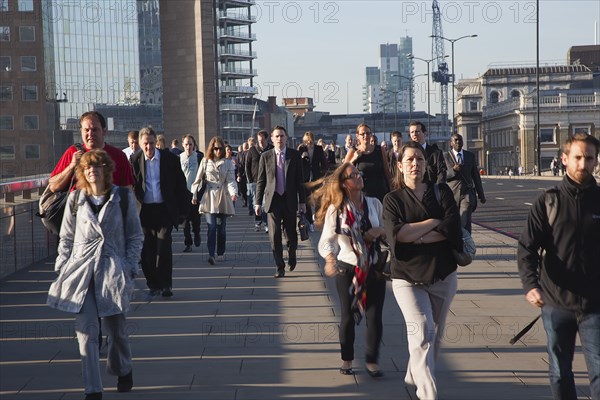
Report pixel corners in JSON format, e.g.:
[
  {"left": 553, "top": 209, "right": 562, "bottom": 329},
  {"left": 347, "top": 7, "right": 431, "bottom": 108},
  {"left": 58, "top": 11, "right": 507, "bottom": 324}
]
[
  {"left": 452, "top": 149, "right": 464, "bottom": 164},
  {"left": 143, "top": 150, "right": 164, "bottom": 204}
]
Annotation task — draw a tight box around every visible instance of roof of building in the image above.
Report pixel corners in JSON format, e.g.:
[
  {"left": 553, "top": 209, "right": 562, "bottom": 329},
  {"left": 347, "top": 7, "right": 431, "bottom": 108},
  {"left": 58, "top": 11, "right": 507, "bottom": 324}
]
[
  {"left": 483, "top": 65, "right": 591, "bottom": 76},
  {"left": 461, "top": 82, "right": 482, "bottom": 96}
]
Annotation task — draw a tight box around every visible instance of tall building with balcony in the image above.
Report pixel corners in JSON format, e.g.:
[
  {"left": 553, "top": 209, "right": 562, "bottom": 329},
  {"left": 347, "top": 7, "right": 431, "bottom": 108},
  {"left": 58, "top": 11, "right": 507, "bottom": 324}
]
[{"left": 217, "top": 0, "right": 257, "bottom": 144}]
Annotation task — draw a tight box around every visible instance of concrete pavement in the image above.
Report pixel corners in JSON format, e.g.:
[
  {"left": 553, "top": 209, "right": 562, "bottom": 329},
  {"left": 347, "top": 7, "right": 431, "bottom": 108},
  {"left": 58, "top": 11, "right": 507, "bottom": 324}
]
[{"left": 0, "top": 202, "right": 592, "bottom": 399}]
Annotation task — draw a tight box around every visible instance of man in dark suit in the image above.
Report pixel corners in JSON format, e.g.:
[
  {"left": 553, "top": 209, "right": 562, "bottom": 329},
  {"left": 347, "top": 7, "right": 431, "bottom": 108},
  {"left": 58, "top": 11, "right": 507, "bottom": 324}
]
[
  {"left": 298, "top": 131, "right": 327, "bottom": 230},
  {"left": 444, "top": 133, "right": 486, "bottom": 233},
  {"left": 255, "top": 126, "right": 306, "bottom": 278},
  {"left": 409, "top": 121, "right": 447, "bottom": 184},
  {"left": 336, "top": 134, "right": 354, "bottom": 164},
  {"left": 131, "top": 127, "right": 189, "bottom": 297},
  {"left": 387, "top": 130, "right": 403, "bottom": 179}
]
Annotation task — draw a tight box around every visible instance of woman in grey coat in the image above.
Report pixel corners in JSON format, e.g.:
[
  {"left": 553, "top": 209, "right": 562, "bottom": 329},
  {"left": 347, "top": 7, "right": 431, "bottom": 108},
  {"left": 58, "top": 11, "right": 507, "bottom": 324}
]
[{"left": 47, "top": 149, "right": 144, "bottom": 400}]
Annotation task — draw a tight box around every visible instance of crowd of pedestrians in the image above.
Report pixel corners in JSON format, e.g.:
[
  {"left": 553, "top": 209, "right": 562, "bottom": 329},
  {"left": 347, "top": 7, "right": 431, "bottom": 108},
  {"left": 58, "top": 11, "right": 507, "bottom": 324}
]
[{"left": 43, "top": 111, "right": 599, "bottom": 400}]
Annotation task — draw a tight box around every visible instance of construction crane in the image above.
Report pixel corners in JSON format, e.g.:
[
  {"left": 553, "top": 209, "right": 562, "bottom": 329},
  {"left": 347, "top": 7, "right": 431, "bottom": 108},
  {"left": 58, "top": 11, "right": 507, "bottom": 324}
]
[{"left": 431, "top": 0, "right": 450, "bottom": 136}]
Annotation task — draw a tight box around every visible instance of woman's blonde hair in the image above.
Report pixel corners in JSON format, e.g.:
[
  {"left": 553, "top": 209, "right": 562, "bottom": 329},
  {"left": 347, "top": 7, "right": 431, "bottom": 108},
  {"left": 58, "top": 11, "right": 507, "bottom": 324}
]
[
  {"left": 308, "top": 162, "right": 353, "bottom": 226},
  {"left": 76, "top": 149, "right": 114, "bottom": 194},
  {"left": 206, "top": 136, "right": 226, "bottom": 160}
]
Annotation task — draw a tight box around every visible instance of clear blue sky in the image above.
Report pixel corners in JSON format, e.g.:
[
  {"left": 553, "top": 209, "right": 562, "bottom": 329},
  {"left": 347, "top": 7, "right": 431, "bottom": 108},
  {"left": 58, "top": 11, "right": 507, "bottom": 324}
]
[{"left": 252, "top": 0, "right": 600, "bottom": 115}]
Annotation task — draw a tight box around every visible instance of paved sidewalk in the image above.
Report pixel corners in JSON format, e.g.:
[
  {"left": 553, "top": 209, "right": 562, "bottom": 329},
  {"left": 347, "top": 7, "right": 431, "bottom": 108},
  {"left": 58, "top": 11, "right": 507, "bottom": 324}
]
[{"left": 0, "top": 203, "right": 592, "bottom": 399}]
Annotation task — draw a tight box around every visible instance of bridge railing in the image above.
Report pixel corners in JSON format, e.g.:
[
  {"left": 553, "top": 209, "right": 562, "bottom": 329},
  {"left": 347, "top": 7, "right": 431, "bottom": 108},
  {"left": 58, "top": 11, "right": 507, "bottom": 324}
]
[{"left": 0, "top": 175, "right": 58, "bottom": 279}]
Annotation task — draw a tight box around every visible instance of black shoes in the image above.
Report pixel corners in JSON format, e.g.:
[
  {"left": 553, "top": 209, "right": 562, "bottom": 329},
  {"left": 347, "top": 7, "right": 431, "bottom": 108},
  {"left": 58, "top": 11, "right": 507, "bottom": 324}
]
[
  {"left": 339, "top": 367, "right": 353, "bottom": 375},
  {"left": 208, "top": 256, "right": 215, "bottom": 265},
  {"left": 366, "top": 367, "right": 384, "bottom": 378},
  {"left": 148, "top": 288, "right": 161, "bottom": 296},
  {"left": 84, "top": 393, "right": 102, "bottom": 400},
  {"left": 183, "top": 245, "right": 192, "bottom": 253},
  {"left": 117, "top": 371, "right": 133, "bottom": 392},
  {"left": 161, "top": 287, "right": 173, "bottom": 297},
  {"left": 274, "top": 269, "right": 285, "bottom": 278},
  {"left": 194, "top": 233, "right": 201, "bottom": 247},
  {"left": 288, "top": 254, "right": 297, "bottom": 271}
]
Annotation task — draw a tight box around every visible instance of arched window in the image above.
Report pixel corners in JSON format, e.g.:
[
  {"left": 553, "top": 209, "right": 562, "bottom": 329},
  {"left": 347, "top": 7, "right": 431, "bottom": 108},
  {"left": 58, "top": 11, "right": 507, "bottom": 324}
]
[
  {"left": 489, "top": 91, "right": 499, "bottom": 104},
  {"left": 510, "top": 90, "right": 520, "bottom": 98}
]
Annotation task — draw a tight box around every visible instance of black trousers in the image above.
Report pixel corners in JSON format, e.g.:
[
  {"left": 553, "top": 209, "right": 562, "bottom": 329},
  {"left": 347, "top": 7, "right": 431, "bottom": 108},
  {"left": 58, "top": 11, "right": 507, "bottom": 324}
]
[
  {"left": 140, "top": 203, "right": 173, "bottom": 290},
  {"left": 267, "top": 193, "right": 297, "bottom": 270},
  {"left": 335, "top": 268, "right": 386, "bottom": 363},
  {"left": 183, "top": 202, "right": 201, "bottom": 246}
]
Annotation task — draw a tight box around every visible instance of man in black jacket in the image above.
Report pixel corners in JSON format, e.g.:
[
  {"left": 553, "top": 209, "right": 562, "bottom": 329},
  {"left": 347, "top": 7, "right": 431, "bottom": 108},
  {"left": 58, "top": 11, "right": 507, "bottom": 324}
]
[
  {"left": 246, "top": 130, "right": 273, "bottom": 231},
  {"left": 131, "top": 127, "right": 189, "bottom": 297},
  {"left": 518, "top": 133, "right": 600, "bottom": 400},
  {"left": 409, "top": 121, "right": 446, "bottom": 184}
]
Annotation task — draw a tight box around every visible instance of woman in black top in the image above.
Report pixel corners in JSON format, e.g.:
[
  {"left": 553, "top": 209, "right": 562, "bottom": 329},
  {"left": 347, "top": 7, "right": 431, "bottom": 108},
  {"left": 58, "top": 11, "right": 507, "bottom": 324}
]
[
  {"left": 382, "top": 141, "right": 461, "bottom": 400},
  {"left": 343, "top": 123, "right": 392, "bottom": 202}
]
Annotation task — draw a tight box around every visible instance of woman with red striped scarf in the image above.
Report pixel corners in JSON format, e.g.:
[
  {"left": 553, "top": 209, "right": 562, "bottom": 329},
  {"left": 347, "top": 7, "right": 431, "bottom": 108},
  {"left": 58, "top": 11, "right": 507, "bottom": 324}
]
[{"left": 313, "top": 162, "right": 387, "bottom": 378}]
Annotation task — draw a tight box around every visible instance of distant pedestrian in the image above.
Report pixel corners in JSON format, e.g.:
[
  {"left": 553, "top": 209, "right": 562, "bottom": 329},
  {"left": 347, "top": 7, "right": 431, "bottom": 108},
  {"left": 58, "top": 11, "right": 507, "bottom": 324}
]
[
  {"left": 518, "top": 133, "right": 600, "bottom": 400},
  {"left": 443, "top": 133, "right": 486, "bottom": 233},
  {"left": 315, "top": 162, "right": 387, "bottom": 378},
  {"left": 179, "top": 134, "right": 203, "bottom": 253},
  {"left": 47, "top": 149, "right": 144, "bottom": 400},
  {"left": 383, "top": 141, "right": 462, "bottom": 400},
  {"left": 122, "top": 130, "right": 140, "bottom": 161},
  {"left": 408, "top": 121, "right": 447, "bottom": 184},
  {"left": 254, "top": 126, "right": 306, "bottom": 278},
  {"left": 191, "top": 136, "right": 237, "bottom": 265},
  {"left": 344, "top": 123, "right": 392, "bottom": 202},
  {"left": 131, "top": 127, "right": 189, "bottom": 297},
  {"left": 518, "top": 165, "right": 523, "bottom": 176},
  {"left": 170, "top": 138, "right": 183, "bottom": 155},
  {"left": 298, "top": 131, "right": 327, "bottom": 231},
  {"left": 246, "top": 130, "right": 273, "bottom": 232},
  {"left": 387, "top": 131, "right": 403, "bottom": 180}
]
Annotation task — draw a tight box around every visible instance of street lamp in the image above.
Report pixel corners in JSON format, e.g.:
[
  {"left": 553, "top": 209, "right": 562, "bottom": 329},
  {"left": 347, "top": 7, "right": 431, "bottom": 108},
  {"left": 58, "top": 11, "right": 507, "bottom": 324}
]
[
  {"left": 368, "top": 100, "right": 390, "bottom": 132},
  {"left": 429, "top": 34, "right": 477, "bottom": 133},
  {"left": 392, "top": 73, "right": 427, "bottom": 121},
  {"left": 407, "top": 53, "right": 448, "bottom": 138},
  {"left": 381, "top": 87, "right": 401, "bottom": 131}
]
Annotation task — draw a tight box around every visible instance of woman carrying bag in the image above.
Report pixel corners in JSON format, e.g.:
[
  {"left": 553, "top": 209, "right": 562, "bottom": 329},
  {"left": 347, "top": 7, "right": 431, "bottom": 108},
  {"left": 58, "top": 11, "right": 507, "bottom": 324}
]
[
  {"left": 47, "top": 150, "right": 144, "bottom": 400},
  {"left": 314, "top": 162, "right": 387, "bottom": 378},
  {"left": 191, "top": 136, "right": 237, "bottom": 265},
  {"left": 382, "top": 141, "right": 462, "bottom": 400}
]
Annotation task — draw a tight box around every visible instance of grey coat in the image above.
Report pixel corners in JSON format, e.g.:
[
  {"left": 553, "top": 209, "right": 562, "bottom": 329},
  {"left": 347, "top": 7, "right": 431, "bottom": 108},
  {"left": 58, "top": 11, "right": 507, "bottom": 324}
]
[{"left": 47, "top": 186, "right": 144, "bottom": 317}]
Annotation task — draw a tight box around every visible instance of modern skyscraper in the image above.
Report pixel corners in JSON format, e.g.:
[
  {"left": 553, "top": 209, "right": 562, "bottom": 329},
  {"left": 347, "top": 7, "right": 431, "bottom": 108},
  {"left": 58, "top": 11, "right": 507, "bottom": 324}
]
[{"left": 362, "top": 37, "right": 414, "bottom": 117}]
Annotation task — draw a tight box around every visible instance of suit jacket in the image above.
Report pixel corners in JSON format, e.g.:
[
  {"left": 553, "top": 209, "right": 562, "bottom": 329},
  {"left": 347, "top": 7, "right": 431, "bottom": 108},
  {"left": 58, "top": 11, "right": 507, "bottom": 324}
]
[
  {"left": 131, "top": 148, "right": 189, "bottom": 227},
  {"left": 424, "top": 143, "right": 447, "bottom": 184},
  {"left": 387, "top": 148, "right": 400, "bottom": 179},
  {"left": 255, "top": 147, "right": 306, "bottom": 213},
  {"left": 297, "top": 144, "right": 327, "bottom": 182},
  {"left": 444, "top": 149, "right": 485, "bottom": 201}
]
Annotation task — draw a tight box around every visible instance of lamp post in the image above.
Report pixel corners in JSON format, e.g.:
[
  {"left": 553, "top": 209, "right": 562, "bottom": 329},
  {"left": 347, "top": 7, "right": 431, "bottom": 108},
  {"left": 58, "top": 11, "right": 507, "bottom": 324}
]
[
  {"left": 368, "top": 100, "right": 390, "bottom": 132},
  {"left": 407, "top": 53, "right": 448, "bottom": 138},
  {"left": 393, "top": 73, "right": 427, "bottom": 122},
  {"left": 381, "top": 87, "right": 401, "bottom": 131},
  {"left": 429, "top": 34, "right": 477, "bottom": 134}
]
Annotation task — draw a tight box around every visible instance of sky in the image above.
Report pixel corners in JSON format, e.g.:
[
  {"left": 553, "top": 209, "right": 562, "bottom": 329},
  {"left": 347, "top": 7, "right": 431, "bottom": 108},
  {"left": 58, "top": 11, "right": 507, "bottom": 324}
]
[{"left": 251, "top": 0, "right": 600, "bottom": 116}]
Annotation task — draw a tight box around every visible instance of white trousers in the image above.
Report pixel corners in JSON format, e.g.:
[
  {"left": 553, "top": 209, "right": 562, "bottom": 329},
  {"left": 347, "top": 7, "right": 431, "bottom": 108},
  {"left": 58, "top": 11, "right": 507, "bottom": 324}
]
[
  {"left": 392, "top": 272, "right": 458, "bottom": 400},
  {"left": 75, "top": 287, "right": 132, "bottom": 394}
]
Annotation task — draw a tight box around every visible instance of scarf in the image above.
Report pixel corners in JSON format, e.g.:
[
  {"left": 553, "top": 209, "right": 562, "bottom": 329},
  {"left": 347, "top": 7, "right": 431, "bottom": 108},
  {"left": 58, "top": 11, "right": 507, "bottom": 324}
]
[{"left": 338, "top": 196, "right": 373, "bottom": 325}]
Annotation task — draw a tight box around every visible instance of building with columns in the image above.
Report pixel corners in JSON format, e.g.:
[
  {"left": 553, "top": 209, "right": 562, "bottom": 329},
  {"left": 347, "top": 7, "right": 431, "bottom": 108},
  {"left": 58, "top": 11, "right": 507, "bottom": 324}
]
[{"left": 456, "top": 60, "right": 599, "bottom": 175}]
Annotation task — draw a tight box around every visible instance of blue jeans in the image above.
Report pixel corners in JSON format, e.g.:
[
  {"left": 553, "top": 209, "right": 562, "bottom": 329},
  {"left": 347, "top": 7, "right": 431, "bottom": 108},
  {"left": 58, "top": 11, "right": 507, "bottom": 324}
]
[
  {"left": 542, "top": 305, "right": 600, "bottom": 400},
  {"left": 204, "top": 213, "right": 227, "bottom": 258}
]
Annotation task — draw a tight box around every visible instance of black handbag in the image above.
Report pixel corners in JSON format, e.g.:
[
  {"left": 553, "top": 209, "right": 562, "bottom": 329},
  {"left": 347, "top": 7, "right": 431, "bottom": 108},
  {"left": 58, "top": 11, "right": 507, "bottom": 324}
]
[
  {"left": 37, "top": 186, "right": 70, "bottom": 236},
  {"left": 37, "top": 144, "right": 83, "bottom": 235},
  {"left": 297, "top": 211, "right": 310, "bottom": 241},
  {"left": 373, "top": 238, "right": 392, "bottom": 280}
]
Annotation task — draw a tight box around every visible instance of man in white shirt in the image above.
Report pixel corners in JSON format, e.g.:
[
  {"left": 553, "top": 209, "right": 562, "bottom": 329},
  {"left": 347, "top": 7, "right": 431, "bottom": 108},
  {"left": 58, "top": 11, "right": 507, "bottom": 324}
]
[{"left": 122, "top": 130, "right": 140, "bottom": 161}]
